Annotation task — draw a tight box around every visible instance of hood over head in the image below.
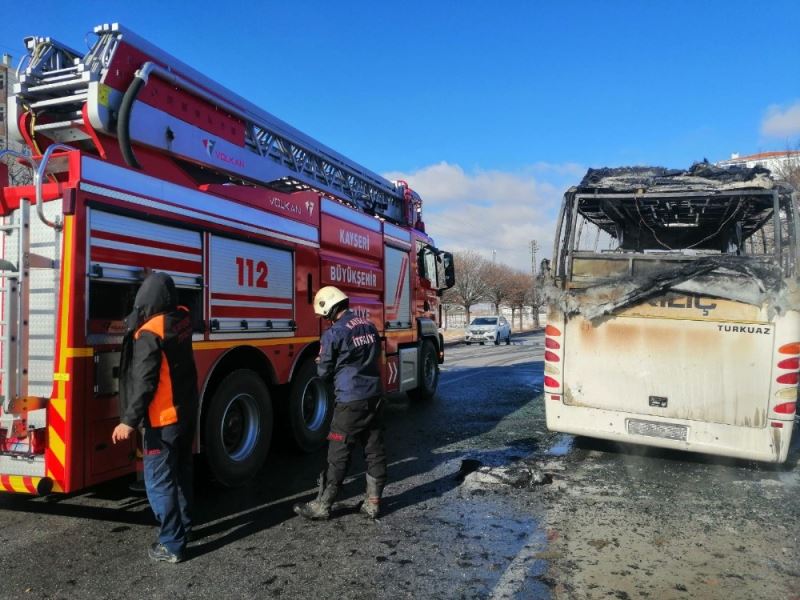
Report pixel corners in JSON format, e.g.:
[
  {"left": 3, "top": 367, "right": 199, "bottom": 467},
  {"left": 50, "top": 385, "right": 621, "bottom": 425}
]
[{"left": 124, "top": 272, "right": 178, "bottom": 332}]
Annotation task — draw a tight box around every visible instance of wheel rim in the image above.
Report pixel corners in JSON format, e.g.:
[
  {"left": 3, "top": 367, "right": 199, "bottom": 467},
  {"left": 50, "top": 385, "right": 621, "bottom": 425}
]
[
  {"left": 300, "top": 377, "right": 329, "bottom": 431},
  {"left": 220, "top": 392, "right": 261, "bottom": 462}
]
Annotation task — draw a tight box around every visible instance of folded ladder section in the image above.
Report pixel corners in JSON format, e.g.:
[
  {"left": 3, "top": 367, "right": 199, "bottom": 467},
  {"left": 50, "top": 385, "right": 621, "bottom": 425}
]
[{"left": 11, "top": 24, "right": 422, "bottom": 225}]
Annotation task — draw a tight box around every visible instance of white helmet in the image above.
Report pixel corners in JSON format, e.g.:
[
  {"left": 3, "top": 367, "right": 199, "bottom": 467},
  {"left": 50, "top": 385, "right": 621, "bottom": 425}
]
[{"left": 313, "top": 286, "right": 348, "bottom": 319}]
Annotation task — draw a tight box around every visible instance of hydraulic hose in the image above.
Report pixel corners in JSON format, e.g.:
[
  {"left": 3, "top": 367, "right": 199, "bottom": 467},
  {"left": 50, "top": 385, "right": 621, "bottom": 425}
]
[{"left": 117, "top": 68, "right": 149, "bottom": 170}]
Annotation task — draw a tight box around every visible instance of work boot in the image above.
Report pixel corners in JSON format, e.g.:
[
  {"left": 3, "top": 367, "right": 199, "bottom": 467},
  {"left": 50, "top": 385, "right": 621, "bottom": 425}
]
[
  {"left": 293, "top": 473, "right": 339, "bottom": 521},
  {"left": 359, "top": 474, "right": 383, "bottom": 520}
]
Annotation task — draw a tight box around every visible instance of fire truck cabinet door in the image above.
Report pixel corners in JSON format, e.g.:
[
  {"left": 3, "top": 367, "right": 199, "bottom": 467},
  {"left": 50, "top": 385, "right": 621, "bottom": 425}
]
[
  {"left": 209, "top": 236, "right": 294, "bottom": 334},
  {"left": 88, "top": 210, "right": 203, "bottom": 286}
]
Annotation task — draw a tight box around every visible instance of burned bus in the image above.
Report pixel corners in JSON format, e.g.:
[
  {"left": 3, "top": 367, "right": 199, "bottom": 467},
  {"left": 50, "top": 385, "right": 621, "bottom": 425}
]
[{"left": 543, "top": 163, "right": 798, "bottom": 463}]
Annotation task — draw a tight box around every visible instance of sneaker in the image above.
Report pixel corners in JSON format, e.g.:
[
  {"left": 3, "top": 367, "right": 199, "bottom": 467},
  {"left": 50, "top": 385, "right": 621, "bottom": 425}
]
[{"left": 148, "top": 542, "right": 184, "bottom": 564}]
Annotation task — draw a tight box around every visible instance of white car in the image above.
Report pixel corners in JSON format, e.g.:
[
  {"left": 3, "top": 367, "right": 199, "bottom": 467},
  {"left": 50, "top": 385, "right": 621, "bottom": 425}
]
[{"left": 464, "top": 316, "right": 511, "bottom": 345}]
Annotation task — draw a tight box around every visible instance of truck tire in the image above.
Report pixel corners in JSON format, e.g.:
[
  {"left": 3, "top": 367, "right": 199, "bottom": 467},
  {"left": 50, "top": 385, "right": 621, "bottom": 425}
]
[
  {"left": 408, "top": 340, "right": 439, "bottom": 402},
  {"left": 203, "top": 369, "right": 272, "bottom": 487},
  {"left": 288, "top": 358, "right": 333, "bottom": 453}
]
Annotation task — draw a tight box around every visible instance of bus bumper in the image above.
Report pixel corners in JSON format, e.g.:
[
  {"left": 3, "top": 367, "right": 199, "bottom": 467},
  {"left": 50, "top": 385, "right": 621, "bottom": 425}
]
[{"left": 545, "top": 398, "right": 793, "bottom": 464}]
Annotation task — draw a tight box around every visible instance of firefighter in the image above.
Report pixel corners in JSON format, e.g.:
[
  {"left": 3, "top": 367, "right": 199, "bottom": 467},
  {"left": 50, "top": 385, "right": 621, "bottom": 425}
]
[
  {"left": 294, "top": 286, "right": 387, "bottom": 521},
  {"left": 111, "top": 272, "right": 198, "bottom": 563}
]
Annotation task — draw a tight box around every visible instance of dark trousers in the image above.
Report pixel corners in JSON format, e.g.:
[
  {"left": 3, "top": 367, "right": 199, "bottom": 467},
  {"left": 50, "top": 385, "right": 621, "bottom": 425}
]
[
  {"left": 325, "top": 396, "right": 386, "bottom": 487},
  {"left": 143, "top": 423, "right": 193, "bottom": 554}
]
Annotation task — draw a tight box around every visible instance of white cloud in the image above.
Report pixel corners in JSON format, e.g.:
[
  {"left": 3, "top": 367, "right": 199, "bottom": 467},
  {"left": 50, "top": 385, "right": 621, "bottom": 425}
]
[
  {"left": 761, "top": 101, "right": 800, "bottom": 138},
  {"left": 383, "top": 161, "right": 581, "bottom": 271}
]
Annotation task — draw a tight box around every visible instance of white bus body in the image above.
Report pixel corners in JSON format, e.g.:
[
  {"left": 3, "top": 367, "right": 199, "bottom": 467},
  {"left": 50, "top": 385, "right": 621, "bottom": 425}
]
[{"left": 544, "top": 165, "right": 798, "bottom": 463}]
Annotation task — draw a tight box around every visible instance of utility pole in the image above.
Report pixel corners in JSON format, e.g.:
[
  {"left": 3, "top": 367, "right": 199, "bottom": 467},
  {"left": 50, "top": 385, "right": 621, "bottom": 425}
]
[{"left": 530, "top": 240, "right": 539, "bottom": 328}]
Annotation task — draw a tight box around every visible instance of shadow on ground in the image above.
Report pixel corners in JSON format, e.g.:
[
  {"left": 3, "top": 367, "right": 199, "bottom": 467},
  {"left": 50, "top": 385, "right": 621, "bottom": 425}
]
[{"left": 0, "top": 340, "right": 546, "bottom": 563}]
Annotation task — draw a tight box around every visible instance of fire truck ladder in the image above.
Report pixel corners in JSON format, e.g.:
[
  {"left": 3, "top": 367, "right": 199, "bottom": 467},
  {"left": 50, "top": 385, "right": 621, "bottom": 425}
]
[
  {"left": 12, "top": 24, "right": 422, "bottom": 226},
  {"left": 0, "top": 147, "right": 64, "bottom": 470}
]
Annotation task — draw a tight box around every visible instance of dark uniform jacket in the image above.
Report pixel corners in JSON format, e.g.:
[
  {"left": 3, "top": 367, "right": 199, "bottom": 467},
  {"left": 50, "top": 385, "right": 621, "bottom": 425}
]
[
  {"left": 318, "top": 310, "right": 382, "bottom": 404},
  {"left": 119, "top": 273, "right": 198, "bottom": 430}
]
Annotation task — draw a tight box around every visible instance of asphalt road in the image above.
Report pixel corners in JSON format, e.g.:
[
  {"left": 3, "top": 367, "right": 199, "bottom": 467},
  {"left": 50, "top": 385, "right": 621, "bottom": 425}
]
[
  {"left": 0, "top": 332, "right": 547, "bottom": 599},
  {"left": 0, "top": 331, "right": 797, "bottom": 600}
]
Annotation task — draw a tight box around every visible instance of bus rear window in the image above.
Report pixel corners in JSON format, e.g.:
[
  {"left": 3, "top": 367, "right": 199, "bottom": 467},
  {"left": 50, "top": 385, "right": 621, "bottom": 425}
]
[{"left": 553, "top": 164, "right": 797, "bottom": 281}]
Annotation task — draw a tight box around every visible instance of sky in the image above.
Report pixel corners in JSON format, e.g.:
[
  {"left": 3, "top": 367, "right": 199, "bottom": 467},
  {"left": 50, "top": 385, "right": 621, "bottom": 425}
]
[{"left": 2, "top": 1, "right": 799, "bottom": 270}]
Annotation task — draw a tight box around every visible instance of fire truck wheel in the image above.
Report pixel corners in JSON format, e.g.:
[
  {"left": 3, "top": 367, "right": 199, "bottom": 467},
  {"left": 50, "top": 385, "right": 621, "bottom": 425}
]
[
  {"left": 288, "top": 358, "right": 333, "bottom": 453},
  {"left": 203, "top": 369, "right": 273, "bottom": 488},
  {"left": 407, "top": 340, "right": 439, "bottom": 402}
]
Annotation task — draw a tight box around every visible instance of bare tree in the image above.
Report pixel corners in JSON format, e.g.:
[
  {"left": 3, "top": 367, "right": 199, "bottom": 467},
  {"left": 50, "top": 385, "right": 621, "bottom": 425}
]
[
  {"left": 506, "top": 271, "right": 533, "bottom": 330},
  {"left": 771, "top": 147, "right": 800, "bottom": 193},
  {"left": 2, "top": 141, "right": 33, "bottom": 186},
  {"left": 448, "top": 250, "right": 490, "bottom": 324},
  {"left": 483, "top": 262, "right": 515, "bottom": 314}
]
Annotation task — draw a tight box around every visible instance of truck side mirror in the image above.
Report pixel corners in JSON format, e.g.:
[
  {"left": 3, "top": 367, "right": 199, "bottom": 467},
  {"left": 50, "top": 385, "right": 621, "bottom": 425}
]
[{"left": 441, "top": 251, "right": 455, "bottom": 289}]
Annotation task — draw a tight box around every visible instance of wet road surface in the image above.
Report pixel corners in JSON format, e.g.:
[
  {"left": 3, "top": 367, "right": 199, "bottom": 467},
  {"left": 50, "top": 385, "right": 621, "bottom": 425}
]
[
  {"left": 0, "top": 332, "right": 551, "bottom": 599},
  {"left": 0, "top": 330, "right": 797, "bottom": 599}
]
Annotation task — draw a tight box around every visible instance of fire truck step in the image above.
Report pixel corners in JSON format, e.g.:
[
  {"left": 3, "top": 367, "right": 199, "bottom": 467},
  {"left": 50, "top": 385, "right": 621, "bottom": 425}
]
[{"left": 0, "top": 455, "right": 46, "bottom": 478}]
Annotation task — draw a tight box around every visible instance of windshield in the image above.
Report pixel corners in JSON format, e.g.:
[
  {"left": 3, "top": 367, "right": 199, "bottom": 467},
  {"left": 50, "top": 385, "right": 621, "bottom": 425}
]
[{"left": 471, "top": 317, "right": 498, "bottom": 325}]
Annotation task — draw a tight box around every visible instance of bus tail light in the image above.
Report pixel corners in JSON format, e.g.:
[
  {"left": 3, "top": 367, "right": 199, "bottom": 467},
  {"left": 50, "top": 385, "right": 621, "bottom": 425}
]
[
  {"left": 777, "top": 357, "right": 800, "bottom": 370},
  {"left": 544, "top": 322, "right": 563, "bottom": 392},
  {"left": 776, "top": 372, "right": 799, "bottom": 385},
  {"left": 778, "top": 342, "right": 800, "bottom": 354},
  {"left": 545, "top": 351, "right": 560, "bottom": 362},
  {"left": 544, "top": 376, "right": 560, "bottom": 388},
  {"left": 545, "top": 325, "right": 561, "bottom": 337},
  {"left": 773, "top": 402, "right": 796, "bottom": 414}
]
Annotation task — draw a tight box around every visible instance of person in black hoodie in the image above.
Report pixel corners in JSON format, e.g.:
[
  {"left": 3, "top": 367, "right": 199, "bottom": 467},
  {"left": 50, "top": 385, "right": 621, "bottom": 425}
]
[{"left": 112, "top": 272, "right": 198, "bottom": 563}]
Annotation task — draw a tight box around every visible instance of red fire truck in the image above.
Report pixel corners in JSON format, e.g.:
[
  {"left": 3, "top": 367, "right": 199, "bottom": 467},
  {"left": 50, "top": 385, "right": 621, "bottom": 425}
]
[{"left": 0, "top": 24, "right": 454, "bottom": 494}]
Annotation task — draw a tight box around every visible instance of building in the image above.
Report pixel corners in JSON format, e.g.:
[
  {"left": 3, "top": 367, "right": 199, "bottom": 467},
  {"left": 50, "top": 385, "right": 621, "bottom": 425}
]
[
  {"left": 1, "top": 54, "right": 12, "bottom": 152},
  {"left": 717, "top": 150, "right": 800, "bottom": 174},
  {"left": 0, "top": 55, "right": 30, "bottom": 185}
]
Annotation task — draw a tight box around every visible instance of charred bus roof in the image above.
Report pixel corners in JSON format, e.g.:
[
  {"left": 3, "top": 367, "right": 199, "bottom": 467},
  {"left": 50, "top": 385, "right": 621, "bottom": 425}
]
[{"left": 569, "top": 163, "right": 794, "bottom": 252}]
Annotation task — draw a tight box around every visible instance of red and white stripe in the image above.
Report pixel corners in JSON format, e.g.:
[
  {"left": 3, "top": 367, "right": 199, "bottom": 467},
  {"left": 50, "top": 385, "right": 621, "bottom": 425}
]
[
  {"left": 210, "top": 292, "right": 292, "bottom": 320},
  {"left": 90, "top": 211, "right": 203, "bottom": 276}
]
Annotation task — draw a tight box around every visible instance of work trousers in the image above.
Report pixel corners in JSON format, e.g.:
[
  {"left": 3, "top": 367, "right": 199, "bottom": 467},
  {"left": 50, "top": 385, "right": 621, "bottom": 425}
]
[
  {"left": 143, "top": 423, "right": 193, "bottom": 554},
  {"left": 325, "top": 396, "right": 386, "bottom": 487}
]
